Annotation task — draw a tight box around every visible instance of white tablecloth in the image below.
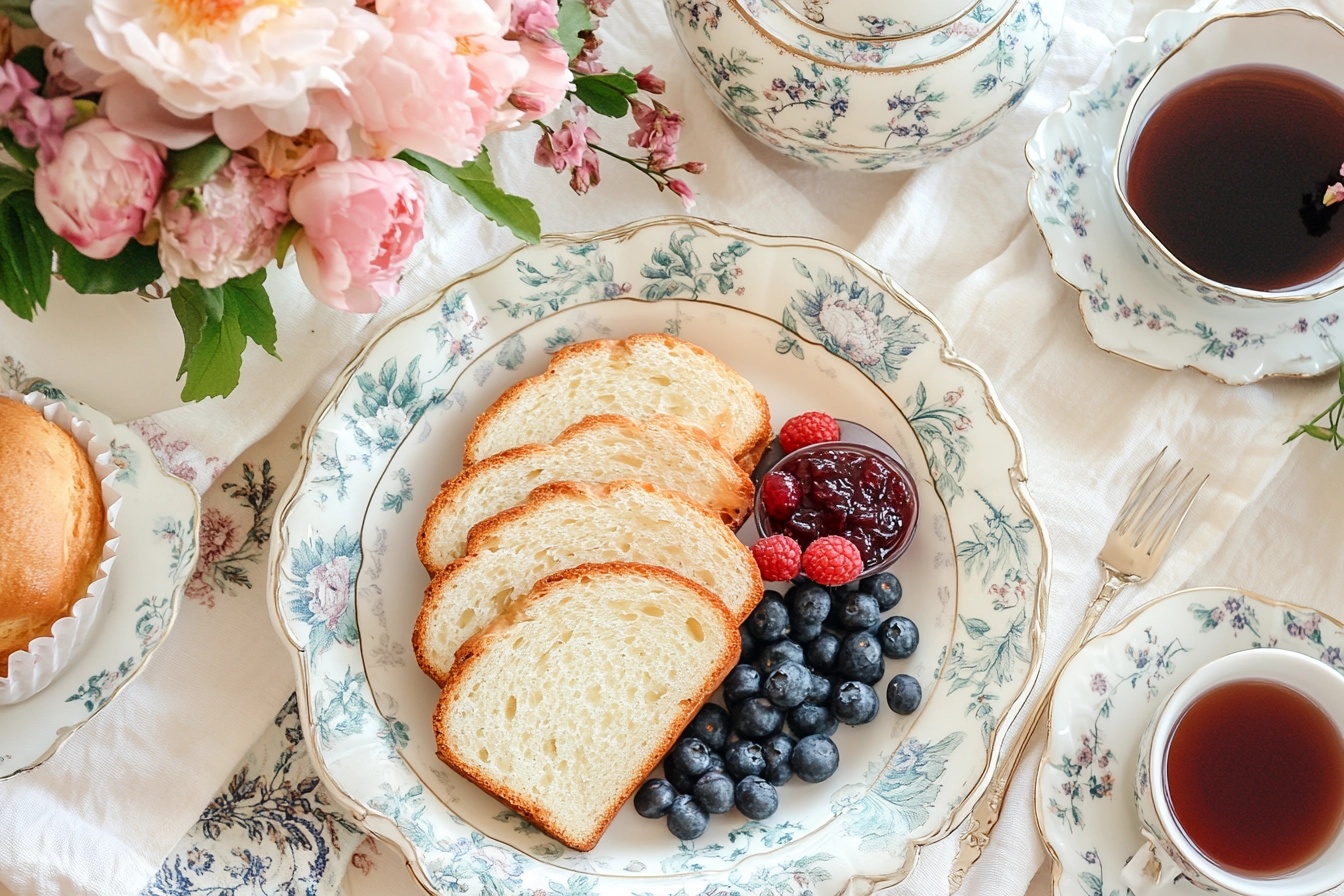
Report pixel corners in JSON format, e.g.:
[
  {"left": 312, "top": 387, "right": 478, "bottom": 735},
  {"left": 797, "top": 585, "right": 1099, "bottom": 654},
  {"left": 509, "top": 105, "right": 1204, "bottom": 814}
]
[{"left": 3, "top": 0, "right": 1344, "bottom": 893}]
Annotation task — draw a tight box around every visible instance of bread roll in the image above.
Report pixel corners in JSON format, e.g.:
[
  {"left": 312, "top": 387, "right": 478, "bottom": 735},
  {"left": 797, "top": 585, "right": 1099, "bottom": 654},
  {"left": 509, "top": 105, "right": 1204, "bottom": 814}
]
[{"left": 0, "top": 397, "right": 106, "bottom": 675}]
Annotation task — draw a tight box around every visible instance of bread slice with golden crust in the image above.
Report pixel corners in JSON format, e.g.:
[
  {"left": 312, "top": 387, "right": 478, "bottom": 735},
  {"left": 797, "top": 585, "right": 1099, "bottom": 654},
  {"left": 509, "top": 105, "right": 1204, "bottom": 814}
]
[
  {"left": 413, "top": 480, "right": 762, "bottom": 685},
  {"left": 433, "top": 562, "right": 740, "bottom": 852},
  {"left": 416, "top": 414, "right": 753, "bottom": 572},
  {"left": 462, "top": 334, "right": 771, "bottom": 472}
]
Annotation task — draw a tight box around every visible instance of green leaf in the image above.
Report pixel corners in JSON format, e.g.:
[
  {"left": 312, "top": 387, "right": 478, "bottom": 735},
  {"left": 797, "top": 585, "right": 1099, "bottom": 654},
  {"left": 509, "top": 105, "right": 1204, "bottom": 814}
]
[
  {"left": 0, "top": 188, "right": 52, "bottom": 320},
  {"left": 274, "top": 219, "right": 301, "bottom": 266},
  {"left": 554, "top": 0, "right": 593, "bottom": 60},
  {"left": 398, "top": 148, "right": 540, "bottom": 244},
  {"left": 226, "top": 269, "right": 279, "bottom": 358},
  {"left": 54, "top": 237, "right": 163, "bottom": 294},
  {"left": 167, "top": 138, "right": 231, "bottom": 191},
  {"left": 0, "top": 131, "right": 38, "bottom": 171},
  {"left": 0, "top": 1, "right": 36, "bottom": 29},
  {"left": 0, "top": 165, "right": 33, "bottom": 204},
  {"left": 11, "top": 45, "right": 45, "bottom": 83},
  {"left": 573, "top": 72, "right": 638, "bottom": 118},
  {"left": 169, "top": 274, "right": 280, "bottom": 400}
]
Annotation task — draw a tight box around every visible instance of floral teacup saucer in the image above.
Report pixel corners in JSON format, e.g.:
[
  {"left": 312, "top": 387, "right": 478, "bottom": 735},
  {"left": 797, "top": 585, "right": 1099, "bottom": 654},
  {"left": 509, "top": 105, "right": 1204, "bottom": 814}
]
[
  {"left": 1035, "top": 586, "right": 1344, "bottom": 896},
  {"left": 1026, "top": 4, "right": 1344, "bottom": 385}
]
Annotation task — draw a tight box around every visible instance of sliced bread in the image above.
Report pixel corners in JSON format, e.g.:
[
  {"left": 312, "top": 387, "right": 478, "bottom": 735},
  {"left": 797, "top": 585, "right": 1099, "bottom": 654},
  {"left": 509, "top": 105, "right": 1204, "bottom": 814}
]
[
  {"left": 416, "top": 414, "right": 753, "bottom": 572},
  {"left": 462, "top": 334, "right": 771, "bottom": 472},
  {"left": 433, "top": 562, "right": 740, "bottom": 852},
  {"left": 413, "top": 480, "right": 762, "bottom": 685}
]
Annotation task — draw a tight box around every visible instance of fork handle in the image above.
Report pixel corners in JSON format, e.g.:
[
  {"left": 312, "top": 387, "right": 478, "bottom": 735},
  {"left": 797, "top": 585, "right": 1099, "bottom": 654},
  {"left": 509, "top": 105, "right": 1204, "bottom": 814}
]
[{"left": 948, "top": 570, "right": 1130, "bottom": 892}]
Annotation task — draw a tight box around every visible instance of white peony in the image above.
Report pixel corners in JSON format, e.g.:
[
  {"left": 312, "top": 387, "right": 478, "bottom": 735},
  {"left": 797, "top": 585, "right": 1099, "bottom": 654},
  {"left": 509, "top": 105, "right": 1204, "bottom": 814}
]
[{"left": 31, "top": 0, "right": 383, "bottom": 148}]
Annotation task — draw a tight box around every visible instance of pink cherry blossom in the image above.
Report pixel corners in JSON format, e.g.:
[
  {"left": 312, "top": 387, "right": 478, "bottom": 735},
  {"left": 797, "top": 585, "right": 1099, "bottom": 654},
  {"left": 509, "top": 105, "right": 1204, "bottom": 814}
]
[
  {"left": 0, "top": 60, "right": 75, "bottom": 164},
  {"left": 632, "top": 66, "right": 666, "bottom": 95},
  {"left": 628, "top": 99, "right": 683, "bottom": 170},
  {"left": 535, "top": 105, "right": 599, "bottom": 173},
  {"left": 34, "top": 117, "right": 165, "bottom": 260},
  {"left": 156, "top": 154, "right": 291, "bottom": 288},
  {"left": 288, "top": 158, "right": 425, "bottom": 313}
]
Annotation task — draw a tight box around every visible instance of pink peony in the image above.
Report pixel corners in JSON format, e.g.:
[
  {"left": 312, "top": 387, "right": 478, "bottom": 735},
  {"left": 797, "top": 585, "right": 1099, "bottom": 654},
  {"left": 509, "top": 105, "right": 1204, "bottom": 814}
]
[
  {"left": 342, "top": 0, "right": 530, "bottom": 163},
  {"left": 34, "top": 117, "right": 165, "bottom": 260},
  {"left": 288, "top": 158, "right": 425, "bottom": 313},
  {"left": 156, "top": 154, "right": 292, "bottom": 288}
]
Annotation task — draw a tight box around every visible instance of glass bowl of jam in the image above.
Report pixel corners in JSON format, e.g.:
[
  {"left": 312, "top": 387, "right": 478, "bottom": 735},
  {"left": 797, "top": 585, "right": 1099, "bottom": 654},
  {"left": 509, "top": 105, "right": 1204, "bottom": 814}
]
[{"left": 753, "top": 425, "right": 920, "bottom": 576}]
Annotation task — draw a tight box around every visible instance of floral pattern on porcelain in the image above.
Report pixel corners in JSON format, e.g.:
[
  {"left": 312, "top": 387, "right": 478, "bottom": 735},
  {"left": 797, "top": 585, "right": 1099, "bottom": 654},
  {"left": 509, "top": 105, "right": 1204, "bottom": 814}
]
[
  {"left": 668, "top": 0, "right": 1063, "bottom": 170},
  {"left": 270, "top": 218, "right": 1047, "bottom": 896},
  {"left": 1026, "top": 6, "right": 1344, "bottom": 383},
  {"left": 1037, "top": 587, "right": 1344, "bottom": 896},
  {"left": 0, "top": 393, "right": 198, "bottom": 780}
]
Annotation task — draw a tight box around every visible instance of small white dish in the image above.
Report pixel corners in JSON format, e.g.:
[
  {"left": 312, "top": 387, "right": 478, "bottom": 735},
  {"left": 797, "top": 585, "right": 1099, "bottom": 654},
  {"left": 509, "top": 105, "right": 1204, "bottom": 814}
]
[
  {"left": 1026, "top": 5, "right": 1344, "bottom": 384},
  {"left": 0, "top": 389, "right": 199, "bottom": 779},
  {"left": 1036, "top": 586, "right": 1344, "bottom": 896}
]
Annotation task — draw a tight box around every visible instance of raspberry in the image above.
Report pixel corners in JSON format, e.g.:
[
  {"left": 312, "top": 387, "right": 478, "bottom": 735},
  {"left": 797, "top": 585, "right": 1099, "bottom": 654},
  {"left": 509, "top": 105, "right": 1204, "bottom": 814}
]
[
  {"left": 779, "top": 411, "right": 841, "bottom": 454},
  {"left": 751, "top": 534, "right": 802, "bottom": 582},
  {"left": 800, "top": 535, "right": 864, "bottom": 586},
  {"left": 760, "top": 470, "right": 801, "bottom": 517}
]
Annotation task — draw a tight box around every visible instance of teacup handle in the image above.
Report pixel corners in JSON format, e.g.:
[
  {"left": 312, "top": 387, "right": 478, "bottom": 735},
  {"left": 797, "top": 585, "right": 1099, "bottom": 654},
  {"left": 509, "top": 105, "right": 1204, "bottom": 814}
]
[{"left": 1121, "top": 839, "right": 1197, "bottom": 895}]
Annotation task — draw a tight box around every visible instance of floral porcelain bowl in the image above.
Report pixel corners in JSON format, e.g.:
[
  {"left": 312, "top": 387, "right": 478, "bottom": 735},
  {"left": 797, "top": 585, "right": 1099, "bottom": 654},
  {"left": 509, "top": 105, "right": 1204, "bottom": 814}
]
[
  {"left": 768, "top": 0, "right": 979, "bottom": 39},
  {"left": 741, "top": 0, "right": 1014, "bottom": 70},
  {"left": 1112, "top": 8, "right": 1344, "bottom": 307},
  {"left": 666, "top": 0, "right": 1065, "bottom": 171}
]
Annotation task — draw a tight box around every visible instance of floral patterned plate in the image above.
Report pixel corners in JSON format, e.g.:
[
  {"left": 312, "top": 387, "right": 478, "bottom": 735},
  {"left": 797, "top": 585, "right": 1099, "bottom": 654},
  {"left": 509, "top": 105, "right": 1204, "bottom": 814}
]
[
  {"left": 1036, "top": 586, "right": 1344, "bottom": 896},
  {"left": 268, "top": 216, "right": 1049, "bottom": 896},
  {"left": 0, "top": 391, "right": 199, "bottom": 779},
  {"left": 1026, "top": 6, "right": 1344, "bottom": 385}
]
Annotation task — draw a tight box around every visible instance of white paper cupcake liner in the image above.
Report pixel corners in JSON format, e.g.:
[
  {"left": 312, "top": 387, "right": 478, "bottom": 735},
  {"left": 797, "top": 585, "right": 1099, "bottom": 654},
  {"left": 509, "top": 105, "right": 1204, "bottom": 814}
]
[{"left": 0, "top": 390, "right": 122, "bottom": 704}]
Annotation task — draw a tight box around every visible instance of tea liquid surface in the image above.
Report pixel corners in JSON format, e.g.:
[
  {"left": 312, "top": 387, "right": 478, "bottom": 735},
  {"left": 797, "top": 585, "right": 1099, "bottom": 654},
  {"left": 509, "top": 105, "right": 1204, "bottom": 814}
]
[
  {"left": 1165, "top": 677, "right": 1344, "bottom": 877},
  {"left": 1126, "top": 64, "right": 1344, "bottom": 291}
]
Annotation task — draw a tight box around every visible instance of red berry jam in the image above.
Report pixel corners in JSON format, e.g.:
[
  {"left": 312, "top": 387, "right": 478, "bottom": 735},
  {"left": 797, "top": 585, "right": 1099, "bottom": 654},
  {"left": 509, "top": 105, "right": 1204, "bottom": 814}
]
[{"left": 755, "top": 442, "right": 918, "bottom": 572}]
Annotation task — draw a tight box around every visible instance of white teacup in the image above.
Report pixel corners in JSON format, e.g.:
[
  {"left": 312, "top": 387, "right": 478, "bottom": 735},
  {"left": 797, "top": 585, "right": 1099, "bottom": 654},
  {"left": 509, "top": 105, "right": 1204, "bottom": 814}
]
[
  {"left": 1112, "top": 8, "right": 1344, "bottom": 307},
  {"left": 1123, "top": 648, "right": 1344, "bottom": 896}
]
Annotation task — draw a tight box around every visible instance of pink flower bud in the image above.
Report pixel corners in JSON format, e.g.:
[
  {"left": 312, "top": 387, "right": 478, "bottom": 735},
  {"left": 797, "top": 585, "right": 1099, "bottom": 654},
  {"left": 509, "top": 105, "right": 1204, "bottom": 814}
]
[
  {"left": 682, "top": 160, "right": 706, "bottom": 174},
  {"left": 667, "top": 178, "right": 695, "bottom": 209},
  {"left": 34, "top": 118, "right": 165, "bottom": 260},
  {"left": 633, "top": 65, "right": 666, "bottom": 95},
  {"left": 1325, "top": 182, "right": 1344, "bottom": 208}
]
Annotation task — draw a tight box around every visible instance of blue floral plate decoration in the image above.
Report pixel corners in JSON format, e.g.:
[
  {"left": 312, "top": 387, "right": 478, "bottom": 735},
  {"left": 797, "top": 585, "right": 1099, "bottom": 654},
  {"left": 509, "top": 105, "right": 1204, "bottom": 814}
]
[
  {"left": 0, "top": 391, "right": 199, "bottom": 779},
  {"left": 1026, "top": 4, "right": 1344, "bottom": 385},
  {"left": 268, "top": 216, "right": 1050, "bottom": 896},
  {"left": 1036, "top": 586, "right": 1344, "bottom": 896}
]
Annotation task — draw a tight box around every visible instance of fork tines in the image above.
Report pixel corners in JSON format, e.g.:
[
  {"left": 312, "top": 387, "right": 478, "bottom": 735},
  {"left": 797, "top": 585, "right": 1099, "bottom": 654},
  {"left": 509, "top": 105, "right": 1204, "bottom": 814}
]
[{"left": 1115, "top": 448, "right": 1208, "bottom": 556}]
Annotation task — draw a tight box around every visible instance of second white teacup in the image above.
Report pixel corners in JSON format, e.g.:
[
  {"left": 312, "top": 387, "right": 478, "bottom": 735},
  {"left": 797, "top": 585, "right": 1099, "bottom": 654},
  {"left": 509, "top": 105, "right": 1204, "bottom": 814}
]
[{"left": 1123, "top": 648, "right": 1344, "bottom": 896}]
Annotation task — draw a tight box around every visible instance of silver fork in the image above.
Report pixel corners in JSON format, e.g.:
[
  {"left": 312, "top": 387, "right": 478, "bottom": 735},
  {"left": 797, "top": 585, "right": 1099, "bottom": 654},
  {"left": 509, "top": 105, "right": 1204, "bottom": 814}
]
[{"left": 948, "top": 449, "right": 1208, "bottom": 890}]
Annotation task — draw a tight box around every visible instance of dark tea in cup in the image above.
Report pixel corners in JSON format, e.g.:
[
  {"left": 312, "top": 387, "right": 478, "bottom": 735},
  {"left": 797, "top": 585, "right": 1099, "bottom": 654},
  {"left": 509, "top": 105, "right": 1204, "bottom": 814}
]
[
  {"left": 1164, "top": 677, "right": 1344, "bottom": 877},
  {"left": 1124, "top": 64, "right": 1344, "bottom": 293}
]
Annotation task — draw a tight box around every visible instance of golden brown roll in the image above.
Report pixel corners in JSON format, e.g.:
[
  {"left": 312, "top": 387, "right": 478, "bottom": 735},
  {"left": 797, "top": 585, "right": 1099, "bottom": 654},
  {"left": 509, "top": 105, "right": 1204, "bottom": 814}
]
[{"left": 0, "top": 397, "right": 106, "bottom": 676}]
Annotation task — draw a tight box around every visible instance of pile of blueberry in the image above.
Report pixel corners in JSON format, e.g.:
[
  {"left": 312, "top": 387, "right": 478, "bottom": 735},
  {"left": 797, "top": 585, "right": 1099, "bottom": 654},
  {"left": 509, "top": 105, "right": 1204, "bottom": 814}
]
[{"left": 633, "top": 571, "right": 922, "bottom": 840}]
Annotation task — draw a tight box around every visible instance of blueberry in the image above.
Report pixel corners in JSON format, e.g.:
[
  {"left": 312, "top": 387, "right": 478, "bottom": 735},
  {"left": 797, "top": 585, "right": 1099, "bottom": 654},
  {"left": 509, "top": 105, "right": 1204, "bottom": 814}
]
[
  {"left": 745, "top": 594, "right": 790, "bottom": 643},
  {"left": 861, "top": 572, "right": 902, "bottom": 611},
  {"left": 734, "top": 775, "right": 779, "bottom": 820},
  {"left": 666, "top": 738, "right": 714, "bottom": 782},
  {"left": 692, "top": 769, "right": 735, "bottom": 814},
  {"left": 831, "top": 680, "right": 880, "bottom": 725},
  {"left": 634, "top": 778, "right": 678, "bottom": 818},
  {"left": 838, "top": 591, "right": 881, "bottom": 632},
  {"left": 836, "top": 630, "right": 885, "bottom": 684},
  {"left": 667, "top": 793, "right": 709, "bottom": 839},
  {"left": 788, "top": 583, "right": 831, "bottom": 627},
  {"left": 760, "top": 732, "right": 795, "bottom": 786},
  {"left": 739, "top": 624, "right": 760, "bottom": 663},
  {"left": 763, "top": 661, "right": 811, "bottom": 708},
  {"left": 789, "top": 618, "right": 824, "bottom": 644},
  {"left": 732, "top": 697, "right": 784, "bottom": 739},
  {"left": 705, "top": 751, "right": 726, "bottom": 775},
  {"left": 756, "top": 639, "right": 805, "bottom": 673},
  {"left": 806, "top": 672, "right": 833, "bottom": 705},
  {"left": 683, "top": 703, "right": 731, "bottom": 752},
  {"left": 723, "top": 664, "right": 762, "bottom": 704},
  {"left": 723, "top": 739, "right": 767, "bottom": 780},
  {"left": 791, "top": 734, "right": 840, "bottom": 783},
  {"left": 876, "top": 615, "right": 919, "bottom": 659},
  {"left": 788, "top": 701, "right": 839, "bottom": 737},
  {"left": 887, "top": 673, "right": 923, "bottom": 715},
  {"left": 804, "top": 632, "right": 841, "bottom": 673}
]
